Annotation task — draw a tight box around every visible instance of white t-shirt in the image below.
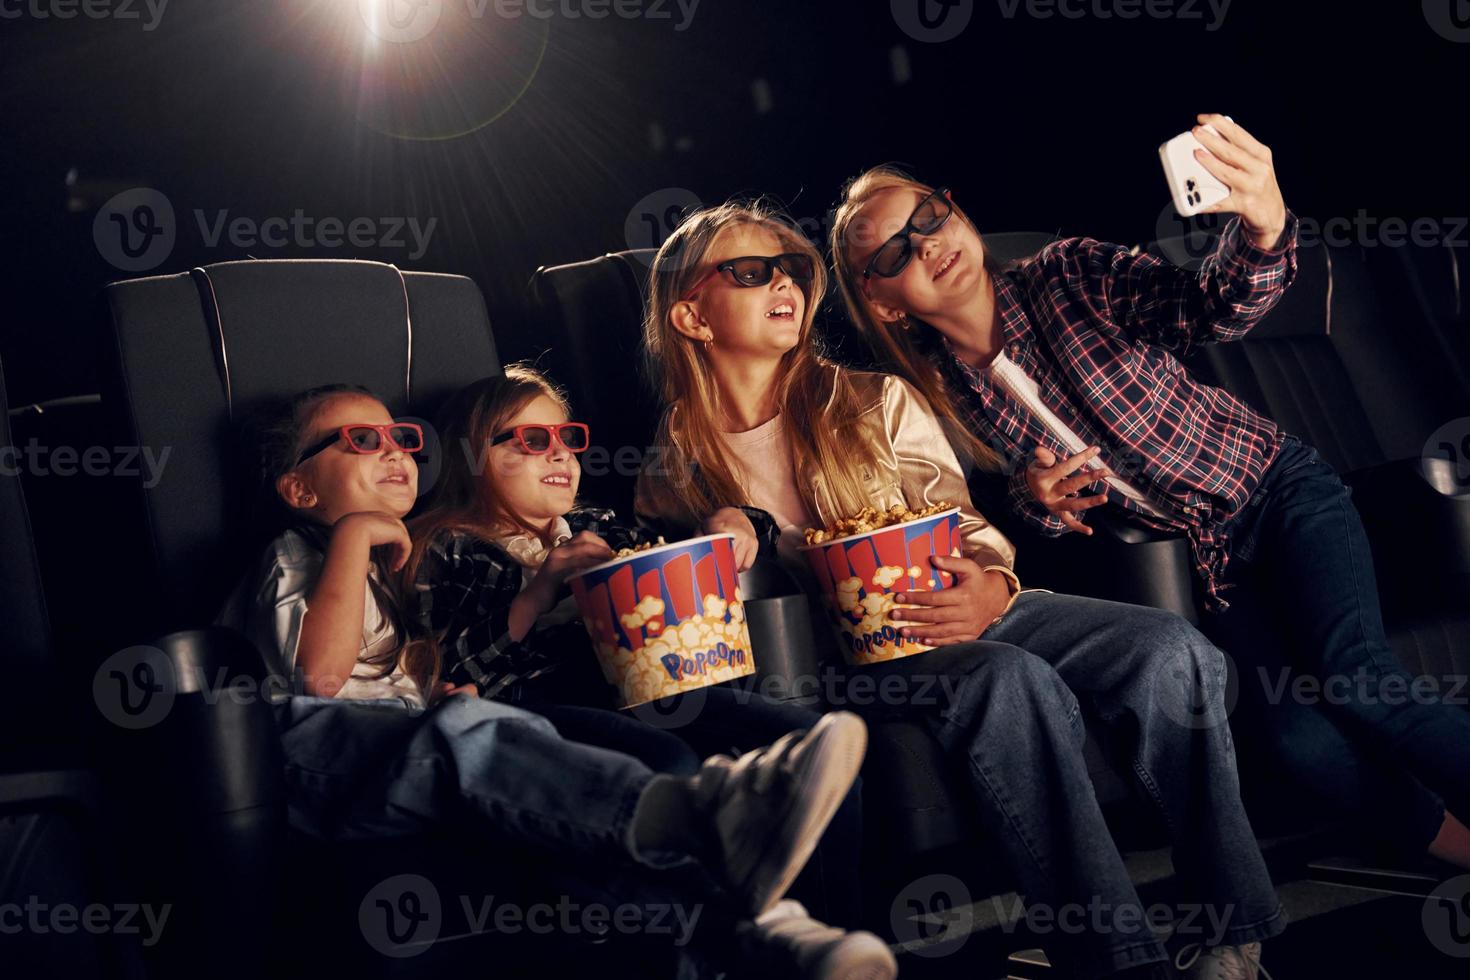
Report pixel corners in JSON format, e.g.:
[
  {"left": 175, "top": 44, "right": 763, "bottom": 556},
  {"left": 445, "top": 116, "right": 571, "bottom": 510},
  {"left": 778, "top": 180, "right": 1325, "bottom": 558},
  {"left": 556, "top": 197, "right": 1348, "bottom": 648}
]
[
  {"left": 988, "top": 351, "right": 1168, "bottom": 519},
  {"left": 719, "top": 413, "right": 815, "bottom": 561},
  {"left": 218, "top": 528, "right": 425, "bottom": 707}
]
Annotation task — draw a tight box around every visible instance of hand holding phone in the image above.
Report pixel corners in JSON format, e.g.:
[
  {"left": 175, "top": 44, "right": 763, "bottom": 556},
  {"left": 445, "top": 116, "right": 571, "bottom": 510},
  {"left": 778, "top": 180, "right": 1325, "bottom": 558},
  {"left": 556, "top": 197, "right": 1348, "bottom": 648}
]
[{"left": 1160, "top": 116, "right": 1232, "bottom": 217}]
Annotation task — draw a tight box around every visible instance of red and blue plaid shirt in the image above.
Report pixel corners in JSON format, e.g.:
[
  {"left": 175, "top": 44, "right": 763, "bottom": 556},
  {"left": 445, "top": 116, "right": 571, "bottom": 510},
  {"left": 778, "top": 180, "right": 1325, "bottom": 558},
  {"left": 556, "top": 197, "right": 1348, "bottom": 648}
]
[{"left": 933, "top": 214, "right": 1299, "bottom": 610}]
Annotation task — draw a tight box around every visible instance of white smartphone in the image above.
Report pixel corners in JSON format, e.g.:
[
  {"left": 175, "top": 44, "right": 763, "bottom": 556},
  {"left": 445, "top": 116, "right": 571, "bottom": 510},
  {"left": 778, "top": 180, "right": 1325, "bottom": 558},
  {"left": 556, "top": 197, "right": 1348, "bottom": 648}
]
[{"left": 1159, "top": 117, "right": 1232, "bottom": 217}]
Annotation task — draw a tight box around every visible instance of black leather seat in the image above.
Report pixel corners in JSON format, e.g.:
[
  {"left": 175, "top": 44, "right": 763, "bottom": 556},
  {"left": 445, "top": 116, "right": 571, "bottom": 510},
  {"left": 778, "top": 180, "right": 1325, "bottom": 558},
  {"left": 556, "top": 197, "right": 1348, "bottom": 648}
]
[
  {"left": 1146, "top": 233, "right": 1470, "bottom": 645},
  {"left": 0, "top": 354, "right": 146, "bottom": 979}
]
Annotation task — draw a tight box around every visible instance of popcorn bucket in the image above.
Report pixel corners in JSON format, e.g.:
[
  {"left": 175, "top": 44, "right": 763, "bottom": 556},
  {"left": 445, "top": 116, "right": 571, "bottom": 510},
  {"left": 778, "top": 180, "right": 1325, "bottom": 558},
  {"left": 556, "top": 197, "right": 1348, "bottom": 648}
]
[
  {"left": 569, "top": 534, "right": 755, "bottom": 708},
  {"left": 798, "top": 508, "right": 962, "bottom": 666}
]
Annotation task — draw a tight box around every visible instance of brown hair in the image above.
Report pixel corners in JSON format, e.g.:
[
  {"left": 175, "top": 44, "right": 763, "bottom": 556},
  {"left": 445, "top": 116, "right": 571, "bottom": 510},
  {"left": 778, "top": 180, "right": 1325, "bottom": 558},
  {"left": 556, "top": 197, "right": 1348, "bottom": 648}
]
[
  {"left": 830, "top": 165, "right": 1004, "bottom": 472},
  {"left": 403, "top": 364, "right": 573, "bottom": 588},
  {"left": 642, "top": 199, "right": 884, "bottom": 521}
]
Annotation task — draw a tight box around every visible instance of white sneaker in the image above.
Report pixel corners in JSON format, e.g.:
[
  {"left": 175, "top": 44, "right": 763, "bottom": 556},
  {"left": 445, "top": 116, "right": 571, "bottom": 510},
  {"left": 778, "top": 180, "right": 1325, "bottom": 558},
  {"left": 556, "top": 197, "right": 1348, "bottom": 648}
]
[
  {"left": 692, "top": 712, "right": 867, "bottom": 916},
  {"left": 1174, "top": 941, "right": 1270, "bottom": 980},
  {"left": 735, "top": 900, "right": 897, "bottom": 980}
]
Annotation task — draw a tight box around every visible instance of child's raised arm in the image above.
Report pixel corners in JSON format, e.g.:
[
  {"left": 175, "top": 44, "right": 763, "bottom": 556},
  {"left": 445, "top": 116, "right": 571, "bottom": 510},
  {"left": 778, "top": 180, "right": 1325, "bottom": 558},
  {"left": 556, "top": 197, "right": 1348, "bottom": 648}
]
[{"left": 297, "top": 512, "right": 411, "bottom": 697}]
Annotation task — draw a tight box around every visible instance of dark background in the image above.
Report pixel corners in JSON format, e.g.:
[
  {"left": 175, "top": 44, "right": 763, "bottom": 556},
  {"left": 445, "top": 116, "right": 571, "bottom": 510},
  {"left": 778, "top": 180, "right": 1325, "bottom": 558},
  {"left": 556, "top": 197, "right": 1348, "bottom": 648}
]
[{"left": 2, "top": 0, "right": 1466, "bottom": 405}]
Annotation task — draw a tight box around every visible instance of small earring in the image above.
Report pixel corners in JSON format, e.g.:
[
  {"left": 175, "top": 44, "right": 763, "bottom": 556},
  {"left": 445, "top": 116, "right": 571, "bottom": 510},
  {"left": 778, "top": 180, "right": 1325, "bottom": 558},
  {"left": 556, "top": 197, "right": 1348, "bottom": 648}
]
[
  {"left": 303, "top": 493, "right": 318, "bottom": 507},
  {"left": 704, "top": 334, "right": 714, "bottom": 352},
  {"left": 894, "top": 315, "right": 911, "bottom": 331}
]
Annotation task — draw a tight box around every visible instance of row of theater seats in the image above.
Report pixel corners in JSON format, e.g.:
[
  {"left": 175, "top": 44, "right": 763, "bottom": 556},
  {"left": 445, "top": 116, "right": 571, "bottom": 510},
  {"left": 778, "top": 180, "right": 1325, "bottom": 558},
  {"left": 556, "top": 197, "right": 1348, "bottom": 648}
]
[
  {"left": 517, "top": 231, "right": 1470, "bottom": 885},
  {"left": 1, "top": 228, "right": 1466, "bottom": 977}
]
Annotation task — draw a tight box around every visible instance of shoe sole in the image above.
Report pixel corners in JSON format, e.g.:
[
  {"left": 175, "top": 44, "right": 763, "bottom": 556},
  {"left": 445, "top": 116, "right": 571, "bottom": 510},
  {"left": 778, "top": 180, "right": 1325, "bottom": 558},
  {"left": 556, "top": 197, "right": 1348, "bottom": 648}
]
[{"left": 739, "top": 712, "right": 867, "bottom": 916}]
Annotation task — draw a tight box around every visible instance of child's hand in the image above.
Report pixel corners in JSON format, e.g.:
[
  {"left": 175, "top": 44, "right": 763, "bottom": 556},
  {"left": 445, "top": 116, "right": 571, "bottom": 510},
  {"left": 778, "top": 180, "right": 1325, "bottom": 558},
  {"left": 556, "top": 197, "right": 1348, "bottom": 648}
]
[
  {"left": 704, "top": 507, "right": 758, "bottom": 572},
  {"left": 335, "top": 511, "right": 413, "bottom": 571},
  {"left": 526, "top": 531, "right": 614, "bottom": 613},
  {"left": 436, "top": 681, "right": 479, "bottom": 701},
  {"left": 1025, "top": 447, "right": 1112, "bottom": 535}
]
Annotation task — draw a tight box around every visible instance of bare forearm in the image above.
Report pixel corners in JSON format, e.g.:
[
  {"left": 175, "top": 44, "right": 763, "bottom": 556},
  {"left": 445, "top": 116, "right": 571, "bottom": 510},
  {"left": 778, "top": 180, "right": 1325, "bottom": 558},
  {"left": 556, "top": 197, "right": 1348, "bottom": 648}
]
[{"left": 297, "top": 530, "right": 372, "bottom": 697}]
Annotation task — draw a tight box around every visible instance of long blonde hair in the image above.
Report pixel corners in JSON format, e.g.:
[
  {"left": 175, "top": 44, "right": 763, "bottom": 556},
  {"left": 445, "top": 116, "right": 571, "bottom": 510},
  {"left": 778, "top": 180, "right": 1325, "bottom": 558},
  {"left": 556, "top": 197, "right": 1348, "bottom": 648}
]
[
  {"left": 830, "top": 165, "right": 1004, "bottom": 472},
  {"left": 643, "top": 200, "right": 882, "bottom": 521}
]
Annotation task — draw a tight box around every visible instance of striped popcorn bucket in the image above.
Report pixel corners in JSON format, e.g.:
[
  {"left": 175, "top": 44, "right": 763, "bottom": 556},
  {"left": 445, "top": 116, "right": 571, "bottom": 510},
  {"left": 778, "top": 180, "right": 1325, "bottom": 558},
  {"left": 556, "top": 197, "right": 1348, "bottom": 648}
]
[
  {"left": 798, "top": 507, "right": 962, "bottom": 666},
  {"left": 568, "top": 533, "right": 755, "bottom": 708}
]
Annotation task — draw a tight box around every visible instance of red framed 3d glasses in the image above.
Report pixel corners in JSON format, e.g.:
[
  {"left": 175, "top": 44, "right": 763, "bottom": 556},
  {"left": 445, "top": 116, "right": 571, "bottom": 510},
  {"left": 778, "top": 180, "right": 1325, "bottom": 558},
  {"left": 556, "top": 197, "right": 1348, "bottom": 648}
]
[{"left": 489, "top": 422, "right": 591, "bottom": 454}]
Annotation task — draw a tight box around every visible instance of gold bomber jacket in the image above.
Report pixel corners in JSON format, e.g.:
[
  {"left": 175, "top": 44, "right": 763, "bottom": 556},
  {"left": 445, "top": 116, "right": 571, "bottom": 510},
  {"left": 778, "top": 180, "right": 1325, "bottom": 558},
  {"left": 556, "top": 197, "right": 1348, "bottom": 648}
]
[{"left": 635, "top": 370, "right": 1017, "bottom": 576}]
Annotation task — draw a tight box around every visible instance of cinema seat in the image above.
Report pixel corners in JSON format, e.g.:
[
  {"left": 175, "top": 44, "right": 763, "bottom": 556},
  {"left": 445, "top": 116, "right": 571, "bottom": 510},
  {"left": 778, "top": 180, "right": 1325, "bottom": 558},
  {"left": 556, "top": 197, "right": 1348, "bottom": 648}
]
[
  {"left": 0, "top": 355, "right": 145, "bottom": 979},
  {"left": 99, "top": 260, "right": 673, "bottom": 978},
  {"left": 1146, "top": 234, "right": 1470, "bottom": 630}
]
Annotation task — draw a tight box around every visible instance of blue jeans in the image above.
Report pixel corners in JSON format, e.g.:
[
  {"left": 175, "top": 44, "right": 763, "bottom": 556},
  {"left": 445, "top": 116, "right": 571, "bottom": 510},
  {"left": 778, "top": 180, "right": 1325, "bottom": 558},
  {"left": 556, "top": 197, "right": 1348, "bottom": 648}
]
[
  {"left": 1209, "top": 435, "right": 1465, "bottom": 849},
  {"left": 849, "top": 591, "right": 1285, "bottom": 978},
  {"left": 279, "top": 694, "right": 684, "bottom": 867}
]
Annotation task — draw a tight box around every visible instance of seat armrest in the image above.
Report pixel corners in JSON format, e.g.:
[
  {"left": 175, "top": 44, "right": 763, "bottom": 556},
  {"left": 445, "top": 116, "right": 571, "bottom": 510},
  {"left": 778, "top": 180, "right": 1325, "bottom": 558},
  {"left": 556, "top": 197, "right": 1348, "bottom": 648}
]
[
  {"left": 0, "top": 769, "right": 100, "bottom": 817},
  {"left": 1344, "top": 456, "right": 1470, "bottom": 614},
  {"left": 1013, "top": 510, "right": 1200, "bottom": 623}
]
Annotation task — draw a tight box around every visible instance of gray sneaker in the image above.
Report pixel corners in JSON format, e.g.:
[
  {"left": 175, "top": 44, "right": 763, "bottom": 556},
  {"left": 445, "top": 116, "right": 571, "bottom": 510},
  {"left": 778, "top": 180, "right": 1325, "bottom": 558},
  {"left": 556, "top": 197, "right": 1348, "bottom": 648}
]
[
  {"left": 735, "top": 900, "right": 897, "bottom": 980},
  {"left": 693, "top": 711, "right": 867, "bottom": 916},
  {"left": 1174, "top": 941, "right": 1269, "bottom": 980}
]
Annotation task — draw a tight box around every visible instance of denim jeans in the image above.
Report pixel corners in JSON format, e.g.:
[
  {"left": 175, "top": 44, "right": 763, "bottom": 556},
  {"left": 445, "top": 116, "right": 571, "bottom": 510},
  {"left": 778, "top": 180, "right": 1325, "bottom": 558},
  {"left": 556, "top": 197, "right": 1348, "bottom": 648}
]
[
  {"left": 279, "top": 694, "right": 752, "bottom": 974},
  {"left": 1209, "top": 434, "right": 1467, "bottom": 848},
  {"left": 848, "top": 591, "right": 1285, "bottom": 978}
]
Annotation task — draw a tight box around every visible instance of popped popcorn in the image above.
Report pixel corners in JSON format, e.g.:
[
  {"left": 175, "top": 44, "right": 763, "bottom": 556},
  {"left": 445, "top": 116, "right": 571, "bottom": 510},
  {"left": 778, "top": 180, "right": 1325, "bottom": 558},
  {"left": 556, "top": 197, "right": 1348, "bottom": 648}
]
[
  {"left": 593, "top": 591, "right": 753, "bottom": 706},
  {"left": 803, "top": 502, "right": 955, "bottom": 546},
  {"left": 613, "top": 537, "right": 666, "bottom": 559}
]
